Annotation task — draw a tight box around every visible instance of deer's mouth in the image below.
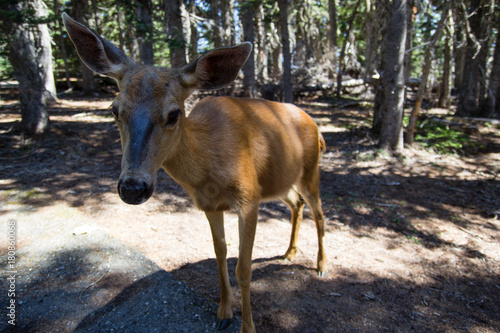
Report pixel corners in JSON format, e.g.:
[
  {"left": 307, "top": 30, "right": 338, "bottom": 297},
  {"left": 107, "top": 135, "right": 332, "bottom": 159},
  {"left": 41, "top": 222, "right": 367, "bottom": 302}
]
[{"left": 117, "top": 177, "right": 154, "bottom": 205}]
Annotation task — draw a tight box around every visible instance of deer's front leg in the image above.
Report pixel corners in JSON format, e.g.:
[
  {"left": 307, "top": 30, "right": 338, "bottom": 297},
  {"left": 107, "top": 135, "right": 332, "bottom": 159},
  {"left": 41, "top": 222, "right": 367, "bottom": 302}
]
[
  {"left": 236, "top": 202, "right": 259, "bottom": 333},
  {"left": 206, "top": 211, "right": 235, "bottom": 330}
]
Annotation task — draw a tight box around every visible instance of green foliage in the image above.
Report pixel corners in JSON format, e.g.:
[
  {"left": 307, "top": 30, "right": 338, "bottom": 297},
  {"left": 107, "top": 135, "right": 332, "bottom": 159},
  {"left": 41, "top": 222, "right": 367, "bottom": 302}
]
[
  {"left": 414, "top": 120, "right": 476, "bottom": 155},
  {"left": 402, "top": 115, "right": 410, "bottom": 128},
  {"left": 0, "top": 0, "right": 56, "bottom": 80},
  {"left": 0, "top": 55, "right": 13, "bottom": 80}
]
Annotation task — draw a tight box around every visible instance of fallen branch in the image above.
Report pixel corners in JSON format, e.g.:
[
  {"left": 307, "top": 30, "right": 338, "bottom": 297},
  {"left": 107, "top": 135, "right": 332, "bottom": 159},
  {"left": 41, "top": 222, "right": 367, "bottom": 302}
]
[
  {"left": 79, "top": 256, "right": 111, "bottom": 305},
  {"left": 458, "top": 226, "right": 483, "bottom": 240}
]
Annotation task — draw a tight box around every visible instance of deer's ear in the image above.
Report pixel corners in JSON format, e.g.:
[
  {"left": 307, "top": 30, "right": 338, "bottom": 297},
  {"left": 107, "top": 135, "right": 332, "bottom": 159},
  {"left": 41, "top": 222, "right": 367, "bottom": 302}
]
[
  {"left": 181, "top": 43, "right": 252, "bottom": 90},
  {"left": 62, "top": 13, "right": 134, "bottom": 80}
]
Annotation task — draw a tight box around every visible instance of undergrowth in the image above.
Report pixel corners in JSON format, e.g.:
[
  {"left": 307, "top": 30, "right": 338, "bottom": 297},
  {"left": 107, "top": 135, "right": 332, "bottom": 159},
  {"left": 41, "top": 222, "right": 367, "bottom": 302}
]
[{"left": 406, "top": 117, "right": 483, "bottom": 155}]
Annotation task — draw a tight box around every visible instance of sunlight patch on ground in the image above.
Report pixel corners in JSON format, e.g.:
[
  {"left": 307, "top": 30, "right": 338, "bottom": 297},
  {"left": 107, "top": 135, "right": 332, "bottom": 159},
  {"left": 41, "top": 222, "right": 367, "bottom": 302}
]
[{"left": 319, "top": 123, "right": 346, "bottom": 133}]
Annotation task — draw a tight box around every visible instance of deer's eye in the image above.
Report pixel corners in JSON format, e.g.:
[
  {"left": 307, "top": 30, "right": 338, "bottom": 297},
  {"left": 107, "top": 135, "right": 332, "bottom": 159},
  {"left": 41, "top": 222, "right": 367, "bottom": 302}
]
[
  {"left": 165, "top": 109, "right": 181, "bottom": 127},
  {"left": 111, "top": 106, "right": 119, "bottom": 119}
]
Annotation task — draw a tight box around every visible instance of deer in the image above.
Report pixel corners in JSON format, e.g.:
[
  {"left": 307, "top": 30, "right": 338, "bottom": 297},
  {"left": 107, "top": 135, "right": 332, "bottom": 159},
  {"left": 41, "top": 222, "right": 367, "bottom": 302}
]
[{"left": 63, "top": 13, "right": 327, "bottom": 333}]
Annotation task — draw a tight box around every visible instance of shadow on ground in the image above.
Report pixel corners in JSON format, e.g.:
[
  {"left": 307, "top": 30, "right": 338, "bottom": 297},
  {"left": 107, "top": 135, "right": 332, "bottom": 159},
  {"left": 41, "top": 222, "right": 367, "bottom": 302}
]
[
  {"left": 171, "top": 255, "right": 500, "bottom": 332},
  {"left": 4, "top": 239, "right": 497, "bottom": 333},
  {"left": 0, "top": 229, "right": 229, "bottom": 333}
]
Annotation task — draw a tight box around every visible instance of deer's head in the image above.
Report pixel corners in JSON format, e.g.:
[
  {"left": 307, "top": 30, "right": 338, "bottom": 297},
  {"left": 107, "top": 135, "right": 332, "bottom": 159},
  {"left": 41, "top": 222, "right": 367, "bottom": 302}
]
[{"left": 63, "top": 13, "right": 251, "bottom": 205}]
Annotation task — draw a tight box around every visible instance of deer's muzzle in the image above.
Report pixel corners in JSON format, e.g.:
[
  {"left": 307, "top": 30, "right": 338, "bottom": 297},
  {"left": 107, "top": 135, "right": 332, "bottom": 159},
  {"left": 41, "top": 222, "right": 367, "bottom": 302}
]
[{"left": 118, "top": 177, "right": 153, "bottom": 205}]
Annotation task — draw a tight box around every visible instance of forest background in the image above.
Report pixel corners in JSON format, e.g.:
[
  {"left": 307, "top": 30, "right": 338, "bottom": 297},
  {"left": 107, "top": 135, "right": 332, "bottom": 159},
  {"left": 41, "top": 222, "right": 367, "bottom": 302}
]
[
  {"left": 1, "top": 1, "right": 500, "bottom": 331},
  {"left": 1, "top": 0, "right": 499, "bottom": 156}
]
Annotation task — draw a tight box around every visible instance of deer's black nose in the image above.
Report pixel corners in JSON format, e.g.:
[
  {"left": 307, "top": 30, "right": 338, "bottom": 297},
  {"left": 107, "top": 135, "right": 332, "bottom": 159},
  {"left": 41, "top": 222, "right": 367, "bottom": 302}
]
[{"left": 118, "top": 178, "right": 153, "bottom": 205}]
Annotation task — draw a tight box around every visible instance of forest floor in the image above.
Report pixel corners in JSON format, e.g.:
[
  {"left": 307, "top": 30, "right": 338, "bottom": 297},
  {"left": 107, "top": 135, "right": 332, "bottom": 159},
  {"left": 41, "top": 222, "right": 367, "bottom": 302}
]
[{"left": 1, "top": 91, "right": 499, "bottom": 332}]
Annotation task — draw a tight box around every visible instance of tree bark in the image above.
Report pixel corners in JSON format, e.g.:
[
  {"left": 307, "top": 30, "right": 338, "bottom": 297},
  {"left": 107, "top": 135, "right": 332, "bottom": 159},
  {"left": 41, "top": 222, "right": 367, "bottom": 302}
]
[
  {"left": 454, "top": 44, "right": 466, "bottom": 91},
  {"left": 438, "top": 19, "right": 453, "bottom": 108},
  {"left": 115, "top": 2, "right": 126, "bottom": 51},
  {"left": 256, "top": 5, "right": 268, "bottom": 82},
  {"left": 456, "top": 0, "right": 493, "bottom": 117},
  {"left": 378, "top": 0, "right": 407, "bottom": 154},
  {"left": 405, "top": 45, "right": 431, "bottom": 146},
  {"left": 4, "top": 0, "right": 51, "bottom": 135},
  {"left": 37, "top": 0, "right": 57, "bottom": 103},
  {"left": 326, "top": 0, "right": 338, "bottom": 79},
  {"left": 370, "top": 0, "right": 390, "bottom": 136},
  {"left": 486, "top": 16, "right": 500, "bottom": 117},
  {"left": 278, "top": 0, "right": 292, "bottom": 103},
  {"left": 210, "top": 0, "right": 234, "bottom": 49},
  {"left": 364, "top": 0, "right": 377, "bottom": 80},
  {"left": 406, "top": 3, "right": 448, "bottom": 145},
  {"left": 211, "top": 0, "right": 223, "bottom": 48},
  {"left": 137, "top": 0, "right": 154, "bottom": 65},
  {"left": 272, "top": 41, "right": 282, "bottom": 81},
  {"left": 221, "top": 0, "right": 235, "bottom": 46},
  {"left": 403, "top": 1, "right": 415, "bottom": 94},
  {"left": 165, "top": 0, "right": 187, "bottom": 67},
  {"left": 187, "top": 0, "right": 198, "bottom": 59},
  {"left": 241, "top": 1, "right": 257, "bottom": 98}
]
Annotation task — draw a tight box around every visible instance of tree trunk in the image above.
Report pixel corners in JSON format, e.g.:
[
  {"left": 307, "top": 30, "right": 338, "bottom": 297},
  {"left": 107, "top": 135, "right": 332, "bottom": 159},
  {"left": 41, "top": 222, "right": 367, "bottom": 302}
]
[
  {"left": 438, "top": 16, "right": 453, "bottom": 108},
  {"left": 456, "top": 0, "right": 493, "bottom": 117},
  {"left": 370, "top": 0, "right": 390, "bottom": 136},
  {"left": 116, "top": 3, "right": 126, "bottom": 51},
  {"left": 404, "top": 1, "right": 415, "bottom": 93},
  {"left": 256, "top": 5, "right": 268, "bottom": 82},
  {"left": 406, "top": 3, "right": 448, "bottom": 145},
  {"left": 327, "top": 0, "right": 338, "bottom": 79},
  {"left": 272, "top": 42, "right": 282, "bottom": 81},
  {"left": 38, "top": 0, "right": 56, "bottom": 103},
  {"left": 71, "top": 0, "right": 96, "bottom": 94},
  {"left": 5, "top": 0, "right": 50, "bottom": 136},
  {"left": 405, "top": 46, "right": 431, "bottom": 145},
  {"left": 165, "top": 0, "right": 187, "bottom": 67},
  {"left": 378, "top": 0, "right": 407, "bottom": 154},
  {"left": 211, "top": 0, "right": 223, "bottom": 48},
  {"left": 278, "top": 0, "right": 292, "bottom": 103},
  {"left": 241, "top": 1, "right": 257, "bottom": 98},
  {"left": 364, "top": 0, "right": 377, "bottom": 80},
  {"left": 221, "top": 0, "right": 235, "bottom": 46},
  {"left": 137, "top": 0, "right": 154, "bottom": 65},
  {"left": 454, "top": 44, "right": 466, "bottom": 91},
  {"left": 486, "top": 18, "right": 500, "bottom": 117},
  {"left": 187, "top": 0, "right": 198, "bottom": 59},
  {"left": 336, "top": 0, "right": 362, "bottom": 97}
]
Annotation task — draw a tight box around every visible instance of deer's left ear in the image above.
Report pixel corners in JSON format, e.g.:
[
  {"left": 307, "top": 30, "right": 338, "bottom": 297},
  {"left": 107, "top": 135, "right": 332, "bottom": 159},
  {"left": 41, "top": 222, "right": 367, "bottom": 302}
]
[
  {"left": 62, "top": 13, "right": 135, "bottom": 80},
  {"left": 181, "top": 43, "right": 252, "bottom": 91}
]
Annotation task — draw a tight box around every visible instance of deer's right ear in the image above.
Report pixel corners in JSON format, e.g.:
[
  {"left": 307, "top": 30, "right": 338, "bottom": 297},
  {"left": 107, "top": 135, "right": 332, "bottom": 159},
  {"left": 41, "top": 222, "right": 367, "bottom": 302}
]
[
  {"left": 180, "top": 43, "right": 252, "bottom": 91},
  {"left": 62, "top": 13, "right": 134, "bottom": 80}
]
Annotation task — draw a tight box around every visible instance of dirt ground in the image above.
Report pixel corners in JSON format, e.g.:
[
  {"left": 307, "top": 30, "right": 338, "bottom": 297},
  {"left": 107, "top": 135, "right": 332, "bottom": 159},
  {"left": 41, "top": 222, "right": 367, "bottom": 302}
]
[{"left": 1, "top": 91, "right": 499, "bottom": 332}]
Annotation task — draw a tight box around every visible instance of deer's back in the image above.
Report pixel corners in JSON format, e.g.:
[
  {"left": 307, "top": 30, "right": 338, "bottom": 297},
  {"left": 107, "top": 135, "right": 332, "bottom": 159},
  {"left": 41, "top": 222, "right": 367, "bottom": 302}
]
[{"left": 187, "top": 97, "right": 322, "bottom": 203}]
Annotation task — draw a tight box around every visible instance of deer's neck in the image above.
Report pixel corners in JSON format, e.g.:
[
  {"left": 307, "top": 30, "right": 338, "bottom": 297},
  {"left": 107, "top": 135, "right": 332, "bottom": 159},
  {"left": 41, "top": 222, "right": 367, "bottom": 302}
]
[{"left": 162, "top": 117, "right": 211, "bottom": 188}]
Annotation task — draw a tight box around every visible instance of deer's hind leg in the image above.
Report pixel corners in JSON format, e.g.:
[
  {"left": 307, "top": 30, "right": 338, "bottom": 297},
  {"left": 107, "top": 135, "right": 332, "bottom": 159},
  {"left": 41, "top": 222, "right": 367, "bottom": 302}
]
[
  {"left": 298, "top": 166, "right": 327, "bottom": 277},
  {"left": 282, "top": 187, "right": 305, "bottom": 261}
]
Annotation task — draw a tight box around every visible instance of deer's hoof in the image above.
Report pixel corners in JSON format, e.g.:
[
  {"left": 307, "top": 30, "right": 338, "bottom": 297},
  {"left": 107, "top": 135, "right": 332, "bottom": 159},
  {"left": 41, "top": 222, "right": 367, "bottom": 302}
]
[
  {"left": 318, "top": 270, "right": 327, "bottom": 278},
  {"left": 217, "top": 318, "right": 233, "bottom": 331}
]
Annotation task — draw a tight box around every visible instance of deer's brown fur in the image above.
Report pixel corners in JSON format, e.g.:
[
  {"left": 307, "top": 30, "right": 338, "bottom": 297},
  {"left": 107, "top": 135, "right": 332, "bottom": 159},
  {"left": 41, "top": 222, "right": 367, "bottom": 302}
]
[{"left": 63, "top": 13, "right": 326, "bottom": 333}]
